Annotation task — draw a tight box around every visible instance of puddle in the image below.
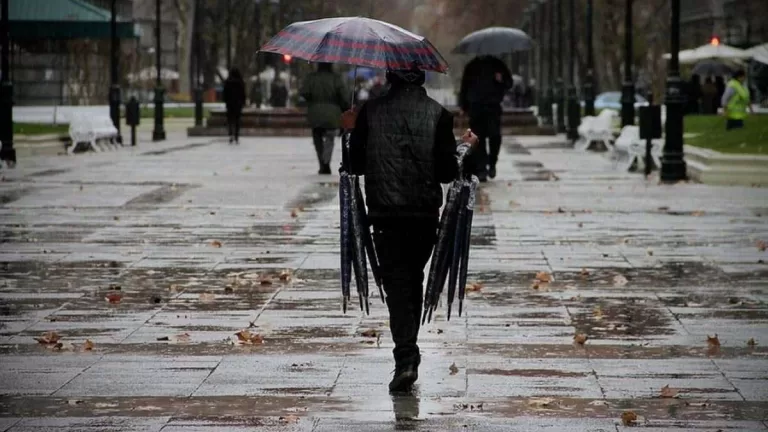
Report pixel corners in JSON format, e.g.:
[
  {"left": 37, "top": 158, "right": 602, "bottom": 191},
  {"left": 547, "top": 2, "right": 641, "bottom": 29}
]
[
  {"left": 141, "top": 142, "right": 212, "bottom": 156},
  {"left": 0, "top": 187, "right": 33, "bottom": 205}
]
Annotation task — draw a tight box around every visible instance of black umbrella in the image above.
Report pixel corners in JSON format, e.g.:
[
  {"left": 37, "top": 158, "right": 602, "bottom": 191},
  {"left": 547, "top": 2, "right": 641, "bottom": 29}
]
[
  {"left": 453, "top": 27, "right": 533, "bottom": 55},
  {"left": 691, "top": 60, "right": 733, "bottom": 77}
]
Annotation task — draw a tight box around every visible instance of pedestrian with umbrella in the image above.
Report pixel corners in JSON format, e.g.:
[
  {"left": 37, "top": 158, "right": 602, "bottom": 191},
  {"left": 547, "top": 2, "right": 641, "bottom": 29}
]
[
  {"left": 262, "top": 16, "right": 479, "bottom": 393},
  {"left": 454, "top": 27, "right": 532, "bottom": 181}
]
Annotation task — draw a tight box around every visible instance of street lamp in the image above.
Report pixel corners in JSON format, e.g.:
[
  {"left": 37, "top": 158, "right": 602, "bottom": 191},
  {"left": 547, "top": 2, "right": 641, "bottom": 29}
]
[
  {"left": 152, "top": 0, "right": 166, "bottom": 141},
  {"left": 523, "top": 7, "right": 533, "bottom": 101},
  {"left": 565, "top": 0, "right": 579, "bottom": 141},
  {"left": 541, "top": 0, "right": 554, "bottom": 126},
  {"left": 0, "top": 0, "right": 14, "bottom": 166},
  {"left": 583, "top": 0, "right": 595, "bottom": 116},
  {"left": 109, "top": 0, "right": 123, "bottom": 144},
  {"left": 621, "top": 0, "right": 635, "bottom": 127},
  {"left": 555, "top": 0, "right": 565, "bottom": 134},
  {"left": 226, "top": 0, "right": 232, "bottom": 69},
  {"left": 660, "top": 0, "right": 686, "bottom": 182},
  {"left": 194, "top": 0, "right": 203, "bottom": 126}
]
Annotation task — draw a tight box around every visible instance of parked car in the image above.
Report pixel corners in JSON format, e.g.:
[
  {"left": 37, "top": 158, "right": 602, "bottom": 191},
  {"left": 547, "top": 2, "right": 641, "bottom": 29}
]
[{"left": 581, "top": 91, "right": 649, "bottom": 110}]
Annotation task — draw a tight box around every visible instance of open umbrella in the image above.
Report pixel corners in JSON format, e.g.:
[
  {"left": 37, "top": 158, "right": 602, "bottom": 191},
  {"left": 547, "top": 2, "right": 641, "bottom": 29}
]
[
  {"left": 260, "top": 17, "right": 448, "bottom": 73},
  {"left": 748, "top": 43, "right": 768, "bottom": 65},
  {"left": 664, "top": 42, "right": 751, "bottom": 64},
  {"left": 691, "top": 60, "right": 733, "bottom": 77},
  {"left": 453, "top": 27, "right": 533, "bottom": 55}
]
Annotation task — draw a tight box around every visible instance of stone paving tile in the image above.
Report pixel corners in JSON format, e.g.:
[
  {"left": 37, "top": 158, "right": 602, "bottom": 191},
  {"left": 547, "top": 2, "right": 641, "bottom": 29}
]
[{"left": 7, "top": 417, "right": 170, "bottom": 432}]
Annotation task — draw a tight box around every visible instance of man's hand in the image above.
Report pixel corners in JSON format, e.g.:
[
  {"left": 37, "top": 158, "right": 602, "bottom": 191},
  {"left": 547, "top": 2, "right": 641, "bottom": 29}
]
[
  {"left": 461, "top": 129, "right": 479, "bottom": 147},
  {"left": 340, "top": 108, "right": 357, "bottom": 130}
]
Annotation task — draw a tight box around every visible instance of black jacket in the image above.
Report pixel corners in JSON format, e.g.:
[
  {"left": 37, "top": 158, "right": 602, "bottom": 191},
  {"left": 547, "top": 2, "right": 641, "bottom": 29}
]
[
  {"left": 459, "top": 56, "right": 513, "bottom": 111},
  {"left": 349, "top": 84, "right": 461, "bottom": 220},
  {"left": 223, "top": 78, "right": 246, "bottom": 112}
]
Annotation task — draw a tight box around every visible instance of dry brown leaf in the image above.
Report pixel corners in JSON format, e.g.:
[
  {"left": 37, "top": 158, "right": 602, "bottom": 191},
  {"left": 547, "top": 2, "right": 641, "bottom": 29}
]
[
  {"left": 209, "top": 240, "right": 223, "bottom": 248},
  {"left": 360, "top": 329, "right": 379, "bottom": 338},
  {"left": 280, "top": 415, "right": 300, "bottom": 424},
  {"left": 260, "top": 277, "right": 273, "bottom": 286},
  {"left": 466, "top": 282, "right": 483, "bottom": 292},
  {"left": 449, "top": 362, "right": 459, "bottom": 375},
  {"left": 757, "top": 240, "right": 767, "bottom": 252},
  {"left": 593, "top": 306, "right": 603, "bottom": 320},
  {"left": 660, "top": 384, "right": 679, "bottom": 398},
  {"left": 573, "top": 333, "right": 588, "bottom": 345},
  {"left": 234, "top": 330, "right": 264, "bottom": 345},
  {"left": 169, "top": 284, "right": 183, "bottom": 292},
  {"left": 105, "top": 293, "right": 122, "bottom": 304},
  {"left": 535, "top": 271, "right": 553, "bottom": 283},
  {"left": 580, "top": 268, "right": 590, "bottom": 277},
  {"left": 82, "top": 339, "right": 94, "bottom": 351},
  {"left": 34, "top": 331, "right": 61, "bottom": 345},
  {"left": 527, "top": 397, "right": 555, "bottom": 408},
  {"left": 278, "top": 270, "right": 292, "bottom": 282},
  {"left": 290, "top": 208, "right": 300, "bottom": 218},
  {"left": 707, "top": 334, "right": 721, "bottom": 347},
  {"left": 621, "top": 411, "right": 638, "bottom": 426},
  {"left": 691, "top": 210, "right": 705, "bottom": 217},
  {"left": 530, "top": 281, "right": 541, "bottom": 290},
  {"left": 613, "top": 274, "right": 629, "bottom": 287},
  {"left": 174, "top": 333, "right": 191, "bottom": 343},
  {"left": 199, "top": 293, "right": 215, "bottom": 303},
  {"left": 747, "top": 338, "right": 757, "bottom": 347}
]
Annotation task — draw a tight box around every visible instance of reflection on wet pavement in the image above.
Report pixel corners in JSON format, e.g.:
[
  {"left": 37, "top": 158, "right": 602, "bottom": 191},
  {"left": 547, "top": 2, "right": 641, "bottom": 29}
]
[{"left": 0, "top": 135, "right": 767, "bottom": 431}]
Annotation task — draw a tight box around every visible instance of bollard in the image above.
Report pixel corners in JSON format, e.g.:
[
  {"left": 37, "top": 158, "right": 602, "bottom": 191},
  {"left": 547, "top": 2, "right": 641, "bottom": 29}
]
[
  {"left": 639, "top": 105, "right": 662, "bottom": 177},
  {"left": 125, "top": 97, "right": 140, "bottom": 146}
]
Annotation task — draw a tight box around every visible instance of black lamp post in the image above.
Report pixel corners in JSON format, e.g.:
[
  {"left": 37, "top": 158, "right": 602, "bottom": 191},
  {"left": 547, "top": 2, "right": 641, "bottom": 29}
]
[
  {"left": 565, "top": 0, "right": 578, "bottom": 141},
  {"left": 583, "top": 0, "right": 595, "bottom": 116},
  {"left": 0, "top": 0, "right": 14, "bottom": 166},
  {"left": 555, "top": 0, "right": 565, "bottom": 133},
  {"left": 524, "top": 8, "right": 532, "bottom": 104},
  {"left": 661, "top": 0, "right": 686, "bottom": 182},
  {"left": 226, "top": 0, "right": 232, "bottom": 69},
  {"left": 109, "top": 0, "right": 122, "bottom": 143},
  {"left": 534, "top": 3, "right": 542, "bottom": 112},
  {"left": 152, "top": 0, "right": 166, "bottom": 141},
  {"left": 620, "top": 0, "right": 635, "bottom": 127},
  {"left": 541, "top": 0, "right": 553, "bottom": 126},
  {"left": 194, "top": 0, "right": 203, "bottom": 126}
]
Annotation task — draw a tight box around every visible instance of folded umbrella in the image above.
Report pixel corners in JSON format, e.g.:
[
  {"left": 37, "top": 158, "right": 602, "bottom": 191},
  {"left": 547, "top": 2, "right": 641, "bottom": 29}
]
[
  {"left": 339, "top": 171, "right": 353, "bottom": 313},
  {"left": 458, "top": 177, "right": 478, "bottom": 317}
]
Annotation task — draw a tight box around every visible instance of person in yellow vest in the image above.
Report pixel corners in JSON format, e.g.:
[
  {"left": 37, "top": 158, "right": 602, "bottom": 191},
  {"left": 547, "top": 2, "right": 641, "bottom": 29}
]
[{"left": 721, "top": 70, "right": 753, "bottom": 130}]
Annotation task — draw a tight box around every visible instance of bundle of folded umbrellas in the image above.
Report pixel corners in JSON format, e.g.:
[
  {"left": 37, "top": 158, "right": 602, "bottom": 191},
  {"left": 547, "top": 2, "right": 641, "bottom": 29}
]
[{"left": 339, "top": 141, "right": 477, "bottom": 321}]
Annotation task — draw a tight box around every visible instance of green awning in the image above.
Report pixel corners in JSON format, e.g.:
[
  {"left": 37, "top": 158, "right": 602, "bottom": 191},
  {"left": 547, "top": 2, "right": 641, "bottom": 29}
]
[{"left": 1, "top": 0, "right": 139, "bottom": 40}]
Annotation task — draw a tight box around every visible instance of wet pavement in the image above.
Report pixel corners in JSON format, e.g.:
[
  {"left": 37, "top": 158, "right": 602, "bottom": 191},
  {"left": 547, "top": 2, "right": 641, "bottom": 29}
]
[{"left": 1, "top": 133, "right": 767, "bottom": 431}]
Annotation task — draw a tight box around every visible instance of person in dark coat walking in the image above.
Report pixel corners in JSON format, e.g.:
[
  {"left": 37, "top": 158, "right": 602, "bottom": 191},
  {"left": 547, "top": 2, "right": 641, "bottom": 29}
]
[
  {"left": 300, "top": 63, "right": 350, "bottom": 174},
  {"left": 342, "top": 68, "right": 478, "bottom": 393},
  {"left": 270, "top": 77, "right": 288, "bottom": 108},
  {"left": 701, "top": 77, "right": 718, "bottom": 115},
  {"left": 223, "top": 68, "right": 247, "bottom": 144},
  {"left": 459, "top": 55, "right": 512, "bottom": 181}
]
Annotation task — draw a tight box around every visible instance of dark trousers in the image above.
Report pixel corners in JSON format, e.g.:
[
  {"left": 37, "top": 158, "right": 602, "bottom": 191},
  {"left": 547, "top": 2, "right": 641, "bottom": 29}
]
[
  {"left": 726, "top": 119, "right": 744, "bottom": 130},
  {"left": 311, "top": 127, "right": 336, "bottom": 166},
  {"left": 226, "top": 109, "right": 242, "bottom": 141},
  {"left": 372, "top": 217, "right": 437, "bottom": 368},
  {"left": 468, "top": 104, "right": 502, "bottom": 176}
]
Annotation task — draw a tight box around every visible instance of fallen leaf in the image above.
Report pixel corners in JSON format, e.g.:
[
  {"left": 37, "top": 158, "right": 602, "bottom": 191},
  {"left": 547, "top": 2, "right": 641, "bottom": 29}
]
[
  {"left": 234, "top": 330, "right": 264, "bottom": 345},
  {"left": 573, "top": 333, "right": 588, "bottom": 345},
  {"left": 173, "top": 333, "right": 191, "bottom": 343},
  {"left": 280, "top": 415, "right": 300, "bottom": 424},
  {"left": 278, "top": 270, "right": 292, "bottom": 282},
  {"left": 290, "top": 208, "right": 300, "bottom": 218},
  {"left": 527, "top": 397, "right": 555, "bottom": 408},
  {"left": 593, "top": 306, "right": 603, "bottom": 320},
  {"left": 466, "top": 282, "right": 483, "bottom": 292},
  {"left": 580, "top": 268, "right": 590, "bottom": 277},
  {"left": 169, "top": 284, "right": 183, "bottom": 292},
  {"left": 105, "top": 293, "right": 122, "bottom": 304},
  {"left": 437, "top": 328, "right": 444, "bottom": 334},
  {"left": 209, "top": 240, "right": 223, "bottom": 248},
  {"left": 613, "top": 274, "right": 629, "bottom": 286},
  {"left": 535, "top": 271, "right": 553, "bottom": 283},
  {"left": 647, "top": 248, "right": 654, "bottom": 256},
  {"left": 530, "top": 281, "right": 541, "bottom": 290},
  {"left": 757, "top": 240, "right": 766, "bottom": 252},
  {"left": 67, "top": 399, "right": 84, "bottom": 406},
  {"left": 685, "top": 400, "right": 711, "bottom": 408},
  {"left": 34, "top": 331, "right": 61, "bottom": 344},
  {"left": 707, "top": 334, "right": 721, "bottom": 347},
  {"left": 199, "top": 293, "right": 215, "bottom": 302},
  {"left": 660, "top": 384, "right": 679, "bottom": 398},
  {"left": 691, "top": 210, "right": 705, "bottom": 217},
  {"left": 260, "top": 277, "right": 273, "bottom": 286},
  {"left": 621, "top": 411, "right": 638, "bottom": 426},
  {"left": 82, "top": 339, "right": 94, "bottom": 351},
  {"left": 747, "top": 338, "right": 757, "bottom": 347},
  {"left": 449, "top": 362, "right": 459, "bottom": 375},
  {"left": 360, "top": 329, "right": 379, "bottom": 338}
]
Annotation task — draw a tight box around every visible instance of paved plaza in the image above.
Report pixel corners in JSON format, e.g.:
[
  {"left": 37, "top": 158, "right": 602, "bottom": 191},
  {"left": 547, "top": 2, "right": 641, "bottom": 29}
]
[{"left": 1, "top": 134, "right": 767, "bottom": 431}]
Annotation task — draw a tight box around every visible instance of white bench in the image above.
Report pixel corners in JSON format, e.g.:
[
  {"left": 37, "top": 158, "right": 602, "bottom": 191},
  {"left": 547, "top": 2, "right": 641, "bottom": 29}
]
[
  {"left": 612, "top": 125, "right": 663, "bottom": 172},
  {"left": 68, "top": 114, "right": 120, "bottom": 154},
  {"left": 576, "top": 109, "right": 617, "bottom": 151}
]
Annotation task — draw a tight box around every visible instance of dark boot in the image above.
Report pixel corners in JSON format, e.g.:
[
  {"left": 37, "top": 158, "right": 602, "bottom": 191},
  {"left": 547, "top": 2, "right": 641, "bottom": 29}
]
[
  {"left": 389, "top": 364, "right": 419, "bottom": 393},
  {"left": 489, "top": 165, "right": 497, "bottom": 179}
]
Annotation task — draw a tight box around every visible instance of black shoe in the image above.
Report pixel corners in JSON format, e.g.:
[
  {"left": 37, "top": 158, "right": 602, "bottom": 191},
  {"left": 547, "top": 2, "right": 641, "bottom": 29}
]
[
  {"left": 228, "top": 136, "right": 233, "bottom": 144},
  {"left": 389, "top": 364, "right": 418, "bottom": 393},
  {"left": 489, "top": 166, "right": 497, "bottom": 179},
  {"left": 319, "top": 164, "right": 332, "bottom": 175}
]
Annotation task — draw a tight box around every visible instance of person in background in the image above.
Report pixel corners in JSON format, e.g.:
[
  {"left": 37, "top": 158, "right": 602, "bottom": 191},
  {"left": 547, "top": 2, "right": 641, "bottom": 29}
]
[
  {"left": 270, "top": 77, "right": 288, "bottom": 108},
  {"left": 722, "top": 69, "right": 752, "bottom": 130},
  {"left": 701, "top": 77, "right": 718, "bottom": 115},
  {"left": 223, "top": 68, "right": 246, "bottom": 144},
  {"left": 300, "top": 63, "right": 350, "bottom": 175},
  {"left": 369, "top": 75, "right": 388, "bottom": 100},
  {"left": 341, "top": 67, "right": 478, "bottom": 393},
  {"left": 686, "top": 74, "right": 701, "bottom": 115},
  {"left": 714, "top": 76, "right": 726, "bottom": 111},
  {"left": 250, "top": 78, "right": 263, "bottom": 108},
  {"left": 459, "top": 55, "right": 512, "bottom": 182}
]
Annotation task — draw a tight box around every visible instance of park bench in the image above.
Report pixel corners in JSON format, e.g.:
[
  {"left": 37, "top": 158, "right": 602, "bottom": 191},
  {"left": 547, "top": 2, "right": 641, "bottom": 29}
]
[
  {"left": 68, "top": 114, "right": 121, "bottom": 154},
  {"left": 576, "top": 109, "right": 617, "bottom": 151},
  {"left": 612, "top": 125, "right": 663, "bottom": 172}
]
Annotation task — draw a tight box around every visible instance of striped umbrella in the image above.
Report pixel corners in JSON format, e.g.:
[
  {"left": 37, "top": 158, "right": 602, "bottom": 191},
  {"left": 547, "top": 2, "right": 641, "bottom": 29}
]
[{"left": 260, "top": 17, "right": 449, "bottom": 73}]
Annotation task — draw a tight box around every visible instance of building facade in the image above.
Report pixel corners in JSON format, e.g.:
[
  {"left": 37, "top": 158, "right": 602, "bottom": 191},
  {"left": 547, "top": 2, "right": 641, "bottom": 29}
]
[{"left": 681, "top": 0, "right": 768, "bottom": 49}]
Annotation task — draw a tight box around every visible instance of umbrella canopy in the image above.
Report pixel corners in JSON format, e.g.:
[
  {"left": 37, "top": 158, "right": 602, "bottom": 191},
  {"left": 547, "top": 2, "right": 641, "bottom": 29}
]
[
  {"left": 127, "top": 67, "right": 180, "bottom": 82},
  {"left": 748, "top": 43, "right": 768, "bottom": 65},
  {"left": 347, "top": 67, "right": 378, "bottom": 80},
  {"left": 260, "top": 16, "right": 448, "bottom": 73},
  {"left": 452, "top": 27, "right": 533, "bottom": 55},
  {"left": 664, "top": 42, "right": 751, "bottom": 64},
  {"left": 691, "top": 60, "right": 733, "bottom": 76}
]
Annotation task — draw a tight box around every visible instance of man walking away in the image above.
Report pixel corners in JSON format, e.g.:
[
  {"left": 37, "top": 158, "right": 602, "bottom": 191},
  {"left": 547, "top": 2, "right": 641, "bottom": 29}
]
[
  {"left": 270, "top": 77, "right": 288, "bottom": 108},
  {"left": 459, "top": 55, "right": 512, "bottom": 181},
  {"left": 701, "top": 77, "right": 718, "bottom": 115},
  {"left": 342, "top": 68, "right": 478, "bottom": 393},
  {"left": 223, "top": 68, "right": 246, "bottom": 144},
  {"left": 300, "top": 63, "right": 350, "bottom": 175},
  {"left": 722, "top": 70, "right": 752, "bottom": 130}
]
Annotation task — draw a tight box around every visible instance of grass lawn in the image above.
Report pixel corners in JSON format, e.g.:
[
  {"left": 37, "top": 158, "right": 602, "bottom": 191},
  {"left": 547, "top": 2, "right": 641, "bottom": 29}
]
[
  {"left": 685, "top": 115, "right": 768, "bottom": 154},
  {"left": 13, "top": 123, "right": 69, "bottom": 136}
]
